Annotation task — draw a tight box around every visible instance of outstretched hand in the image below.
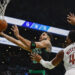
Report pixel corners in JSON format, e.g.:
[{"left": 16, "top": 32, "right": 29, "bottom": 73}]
[
  {"left": 67, "top": 13, "right": 75, "bottom": 25},
  {"left": 0, "top": 32, "right": 3, "bottom": 35},
  {"left": 30, "top": 53, "right": 42, "bottom": 63},
  {"left": 0, "top": 32, "right": 4, "bottom": 35},
  {"left": 11, "top": 25, "right": 19, "bottom": 38}
]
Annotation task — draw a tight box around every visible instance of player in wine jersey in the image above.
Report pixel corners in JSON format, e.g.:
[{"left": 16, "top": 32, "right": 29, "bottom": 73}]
[{"left": 31, "top": 30, "right": 75, "bottom": 75}]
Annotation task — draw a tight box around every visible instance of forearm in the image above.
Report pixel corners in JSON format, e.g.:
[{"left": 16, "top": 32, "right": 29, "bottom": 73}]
[
  {"left": 1, "top": 33, "right": 19, "bottom": 44},
  {"left": 17, "top": 34, "right": 31, "bottom": 48},
  {"left": 1, "top": 33, "right": 25, "bottom": 49},
  {"left": 1, "top": 33, "right": 32, "bottom": 52},
  {"left": 40, "top": 59, "right": 55, "bottom": 69}
]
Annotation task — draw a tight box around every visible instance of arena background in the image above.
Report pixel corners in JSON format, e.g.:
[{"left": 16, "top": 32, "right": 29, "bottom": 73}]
[{"left": 0, "top": 0, "right": 75, "bottom": 75}]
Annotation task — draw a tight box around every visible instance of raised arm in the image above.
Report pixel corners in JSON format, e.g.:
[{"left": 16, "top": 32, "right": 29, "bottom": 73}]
[
  {"left": 31, "top": 50, "right": 64, "bottom": 69},
  {"left": 15, "top": 35, "right": 51, "bottom": 49},
  {"left": 11, "top": 25, "right": 51, "bottom": 49},
  {"left": 0, "top": 32, "right": 31, "bottom": 52},
  {"left": 11, "top": 25, "right": 31, "bottom": 47}
]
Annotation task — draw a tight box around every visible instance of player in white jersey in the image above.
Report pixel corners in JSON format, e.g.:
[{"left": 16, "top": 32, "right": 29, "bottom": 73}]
[{"left": 31, "top": 30, "right": 75, "bottom": 75}]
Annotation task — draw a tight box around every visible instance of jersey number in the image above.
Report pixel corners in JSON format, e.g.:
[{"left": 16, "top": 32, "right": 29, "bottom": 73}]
[{"left": 69, "top": 53, "right": 75, "bottom": 64}]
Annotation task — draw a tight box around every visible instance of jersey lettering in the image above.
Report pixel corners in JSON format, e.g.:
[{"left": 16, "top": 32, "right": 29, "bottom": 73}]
[{"left": 69, "top": 53, "right": 75, "bottom": 64}]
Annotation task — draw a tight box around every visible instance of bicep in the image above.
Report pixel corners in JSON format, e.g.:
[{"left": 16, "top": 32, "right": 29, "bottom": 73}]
[
  {"left": 35, "top": 42, "right": 44, "bottom": 48},
  {"left": 52, "top": 50, "right": 64, "bottom": 66},
  {"left": 35, "top": 40, "right": 50, "bottom": 48}
]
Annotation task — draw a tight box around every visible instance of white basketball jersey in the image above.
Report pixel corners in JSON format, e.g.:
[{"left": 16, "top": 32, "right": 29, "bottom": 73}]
[{"left": 63, "top": 43, "right": 75, "bottom": 71}]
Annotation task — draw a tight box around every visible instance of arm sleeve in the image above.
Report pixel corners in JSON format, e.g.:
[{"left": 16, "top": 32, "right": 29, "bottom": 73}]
[{"left": 40, "top": 59, "right": 55, "bottom": 69}]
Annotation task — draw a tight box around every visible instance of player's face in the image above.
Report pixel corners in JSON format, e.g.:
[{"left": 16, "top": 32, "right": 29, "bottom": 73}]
[{"left": 39, "top": 32, "right": 48, "bottom": 41}]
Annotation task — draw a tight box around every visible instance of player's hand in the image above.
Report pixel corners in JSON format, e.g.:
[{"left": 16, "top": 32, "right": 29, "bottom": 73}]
[
  {"left": 11, "top": 25, "right": 19, "bottom": 37},
  {"left": 30, "top": 53, "right": 42, "bottom": 63},
  {"left": 0, "top": 32, "right": 4, "bottom": 35},
  {"left": 67, "top": 13, "right": 75, "bottom": 25}
]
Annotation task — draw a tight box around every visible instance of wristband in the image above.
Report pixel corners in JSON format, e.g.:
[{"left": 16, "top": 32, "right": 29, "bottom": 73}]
[{"left": 31, "top": 41, "right": 36, "bottom": 49}]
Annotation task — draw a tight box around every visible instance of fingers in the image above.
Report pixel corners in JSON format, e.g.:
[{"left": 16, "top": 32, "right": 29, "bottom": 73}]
[
  {"left": 67, "top": 13, "right": 74, "bottom": 22},
  {"left": 11, "top": 28, "right": 13, "bottom": 31},
  {"left": 11, "top": 25, "right": 18, "bottom": 32},
  {"left": 67, "top": 12, "right": 75, "bottom": 18},
  {"left": 11, "top": 26, "right": 15, "bottom": 32},
  {"left": 67, "top": 14, "right": 72, "bottom": 21},
  {"left": 31, "top": 52, "right": 37, "bottom": 57},
  {"left": 30, "top": 53, "right": 42, "bottom": 62},
  {"left": 67, "top": 19, "right": 71, "bottom": 23},
  {"left": 12, "top": 25, "right": 17, "bottom": 29},
  {"left": 69, "top": 12, "right": 73, "bottom": 16},
  {"left": 67, "top": 15, "right": 72, "bottom": 20},
  {"left": 30, "top": 52, "right": 38, "bottom": 59},
  {"left": 30, "top": 53, "right": 36, "bottom": 61},
  {"left": 15, "top": 25, "right": 18, "bottom": 28},
  {"left": 14, "top": 25, "right": 18, "bottom": 29},
  {"left": 67, "top": 16, "right": 71, "bottom": 21},
  {"left": 11, "top": 26, "right": 14, "bottom": 31},
  {"left": 69, "top": 12, "right": 75, "bottom": 17},
  {"left": 30, "top": 56, "right": 35, "bottom": 61}
]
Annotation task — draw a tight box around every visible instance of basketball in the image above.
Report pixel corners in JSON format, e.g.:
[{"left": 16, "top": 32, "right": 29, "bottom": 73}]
[{"left": 0, "top": 20, "right": 8, "bottom": 32}]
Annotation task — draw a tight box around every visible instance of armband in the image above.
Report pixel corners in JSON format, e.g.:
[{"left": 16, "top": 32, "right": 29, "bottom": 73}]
[
  {"left": 40, "top": 59, "right": 55, "bottom": 69},
  {"left": 31, "top": 41, "right": 36, "bottom": 49}
]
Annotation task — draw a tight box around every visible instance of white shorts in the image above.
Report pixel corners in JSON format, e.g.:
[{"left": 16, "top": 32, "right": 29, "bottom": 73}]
[{"left": 65, "top": 68, "right": 75, "bottom": 75}]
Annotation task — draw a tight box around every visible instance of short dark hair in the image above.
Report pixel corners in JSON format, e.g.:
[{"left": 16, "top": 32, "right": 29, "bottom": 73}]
[
  {"left": 45, "top": 32, "right": 53, "bottom": 41},
  {"left": 68, "top": 30, "right": 75, "bottom": 43}
]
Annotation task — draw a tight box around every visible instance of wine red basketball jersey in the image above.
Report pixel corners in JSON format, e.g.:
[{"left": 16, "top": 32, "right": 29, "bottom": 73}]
[{"left": 63, "top": 43, "right": 75, "bottom": 71}]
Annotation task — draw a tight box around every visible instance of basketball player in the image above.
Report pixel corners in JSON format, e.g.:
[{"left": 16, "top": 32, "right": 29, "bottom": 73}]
[
  {"left": 31, "top": 30, "right": 75, "bottom": 75},
  {"left": 0, "top": 25, "right": 52, "bottom": 53},
  {"left": 67, "top": 12, "right": 75, "bottom": 25},
  {"left": 0, "top": 25, "right": 52, "bottom": 61},
  {"left": 0, "top": 25, "right": 52, "bottom": 75}
]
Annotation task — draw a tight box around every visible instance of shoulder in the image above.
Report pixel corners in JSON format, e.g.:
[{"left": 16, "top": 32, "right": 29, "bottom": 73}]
[
  {"left": 58, "top": 50, "right": 64, "bottom": 54},
  {"left": 63, "top": 43, "right": 74, "bottom": 51}
]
